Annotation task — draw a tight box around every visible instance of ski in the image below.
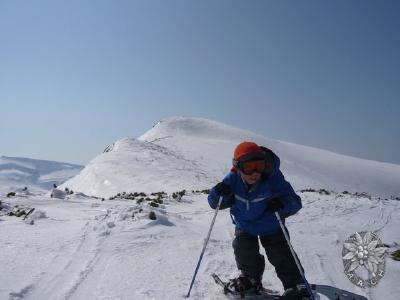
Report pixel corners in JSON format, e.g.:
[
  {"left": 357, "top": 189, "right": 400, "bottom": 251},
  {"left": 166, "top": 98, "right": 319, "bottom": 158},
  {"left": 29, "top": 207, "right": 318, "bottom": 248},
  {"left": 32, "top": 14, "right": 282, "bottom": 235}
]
[
  {"left": 212, "top": 274, "right": 369, "bottom": 300},
  {"left": 312, "top": 284, "right": 368, "bottom": 300}
]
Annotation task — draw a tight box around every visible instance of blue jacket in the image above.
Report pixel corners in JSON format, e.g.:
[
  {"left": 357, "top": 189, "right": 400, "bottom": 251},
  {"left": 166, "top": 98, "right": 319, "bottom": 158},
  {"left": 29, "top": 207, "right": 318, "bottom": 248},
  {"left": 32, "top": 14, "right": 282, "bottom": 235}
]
[{"left": 208, "top": 150, "right": 301, "bottom": 236}]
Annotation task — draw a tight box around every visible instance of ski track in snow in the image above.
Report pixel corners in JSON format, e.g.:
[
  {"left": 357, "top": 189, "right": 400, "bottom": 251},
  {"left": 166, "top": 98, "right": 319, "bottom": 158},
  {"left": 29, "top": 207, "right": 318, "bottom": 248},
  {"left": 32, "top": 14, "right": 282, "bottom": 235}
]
[
  {"left": 22, "top": 206, "right": 117, "bottom": 300},
  {"left": 0, "top": 193, "right": 399, "bottom": 300}
]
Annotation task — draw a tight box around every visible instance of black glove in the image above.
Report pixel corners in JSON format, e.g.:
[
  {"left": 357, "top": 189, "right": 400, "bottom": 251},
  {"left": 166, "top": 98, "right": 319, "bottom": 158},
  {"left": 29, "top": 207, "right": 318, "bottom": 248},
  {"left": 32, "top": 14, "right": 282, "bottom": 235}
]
[
  {"left": 214, "top": 182, "right": 232, "bottom": 197},
  {"left": 266, "top": 198, "right": 284, "bottom": 212}
]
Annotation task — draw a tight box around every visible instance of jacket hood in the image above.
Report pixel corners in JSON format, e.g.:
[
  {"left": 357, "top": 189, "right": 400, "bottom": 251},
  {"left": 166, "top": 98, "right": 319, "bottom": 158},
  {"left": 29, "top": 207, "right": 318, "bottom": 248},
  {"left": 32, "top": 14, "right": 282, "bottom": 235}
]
[{"left": 261, "top": 147, "right": 280, "bottom": 179}]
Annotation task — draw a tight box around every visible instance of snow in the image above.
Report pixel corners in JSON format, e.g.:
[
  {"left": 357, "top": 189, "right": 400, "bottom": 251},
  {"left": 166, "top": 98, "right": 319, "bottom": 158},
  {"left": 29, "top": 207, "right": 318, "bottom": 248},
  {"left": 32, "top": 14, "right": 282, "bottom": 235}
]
[
  {"left": 0, "top": 191, "right": 399, "bottom": 300},
  {"left": 63, "top": 117, "right": 400, "bottom": 198},
  {"left": 61, "top": 137, "right": 218, "bottom": 198},
  {"left": 0, "top": 156, "right": 83, "bottom": 195},
  {"left": 1, "top": 117, "right": 399, "bottom": 300},
  {"left": 50, "top": 188, "right": 68, "bottom": 199}
]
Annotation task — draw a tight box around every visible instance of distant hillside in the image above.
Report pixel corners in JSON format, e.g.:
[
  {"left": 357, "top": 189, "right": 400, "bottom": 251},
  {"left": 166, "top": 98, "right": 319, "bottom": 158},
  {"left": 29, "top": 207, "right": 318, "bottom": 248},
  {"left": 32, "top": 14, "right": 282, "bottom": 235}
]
[
  {"left": 0, "top": 156, "right": 83, "bottom": 194},
  {"left": 62, "top": 117, "right": 400, "bottom": 198}
]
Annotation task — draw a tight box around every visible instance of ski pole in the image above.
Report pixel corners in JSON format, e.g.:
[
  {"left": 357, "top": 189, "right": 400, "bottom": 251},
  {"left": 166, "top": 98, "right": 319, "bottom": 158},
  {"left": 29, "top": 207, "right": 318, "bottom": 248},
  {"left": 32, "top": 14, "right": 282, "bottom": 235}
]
[
  {"left": 186, "top": 196, "right": 223, "bottom": 298},
  {"left": 275, "top": 212, "right": 316, "bottom": 300}
]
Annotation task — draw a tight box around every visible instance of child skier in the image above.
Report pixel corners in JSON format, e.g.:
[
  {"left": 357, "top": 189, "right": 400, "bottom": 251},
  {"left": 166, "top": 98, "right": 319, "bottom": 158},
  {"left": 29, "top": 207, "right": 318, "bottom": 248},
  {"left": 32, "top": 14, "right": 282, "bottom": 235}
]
[{"left": 208, "top": 141, "right": 310, "bottom": 299}]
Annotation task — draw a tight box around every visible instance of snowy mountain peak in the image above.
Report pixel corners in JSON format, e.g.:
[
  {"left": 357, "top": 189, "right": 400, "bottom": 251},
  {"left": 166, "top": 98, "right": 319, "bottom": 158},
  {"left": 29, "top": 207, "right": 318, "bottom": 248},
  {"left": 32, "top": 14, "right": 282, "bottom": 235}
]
[
  {"left": 63, "top": 117, "right": 400, "bottom": 198},
  {"left": 140, "top": 116, "right": 263, "bottom": 142}
]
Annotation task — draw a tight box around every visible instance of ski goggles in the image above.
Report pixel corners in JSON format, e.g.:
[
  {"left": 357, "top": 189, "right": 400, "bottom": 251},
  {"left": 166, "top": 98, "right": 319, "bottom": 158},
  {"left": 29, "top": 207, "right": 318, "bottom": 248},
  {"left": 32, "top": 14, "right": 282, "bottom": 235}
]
[{"left": 239, "top": 160, "right": 266, "bottom": 175}]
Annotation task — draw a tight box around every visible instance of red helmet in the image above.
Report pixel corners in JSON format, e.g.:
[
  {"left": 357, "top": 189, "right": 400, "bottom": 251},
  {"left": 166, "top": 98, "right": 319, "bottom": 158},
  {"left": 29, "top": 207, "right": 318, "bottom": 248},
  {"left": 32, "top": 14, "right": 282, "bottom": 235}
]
[{"left": 232, "top": 141, "right": 265, "bottom": 168}]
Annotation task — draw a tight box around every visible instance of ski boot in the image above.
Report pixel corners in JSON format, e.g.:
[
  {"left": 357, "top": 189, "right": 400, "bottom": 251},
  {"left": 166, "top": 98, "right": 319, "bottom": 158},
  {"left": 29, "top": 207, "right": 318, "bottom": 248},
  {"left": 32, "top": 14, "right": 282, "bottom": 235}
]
[{"left": 228, "top": 273, "right": 263, "bottom": 296}]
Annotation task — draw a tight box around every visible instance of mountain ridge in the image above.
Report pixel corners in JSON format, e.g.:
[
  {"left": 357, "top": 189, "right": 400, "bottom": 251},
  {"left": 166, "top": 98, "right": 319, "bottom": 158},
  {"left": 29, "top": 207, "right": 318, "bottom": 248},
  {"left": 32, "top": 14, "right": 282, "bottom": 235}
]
[{"left": 61, "top": 117, "right": 400, "bottom": 198}]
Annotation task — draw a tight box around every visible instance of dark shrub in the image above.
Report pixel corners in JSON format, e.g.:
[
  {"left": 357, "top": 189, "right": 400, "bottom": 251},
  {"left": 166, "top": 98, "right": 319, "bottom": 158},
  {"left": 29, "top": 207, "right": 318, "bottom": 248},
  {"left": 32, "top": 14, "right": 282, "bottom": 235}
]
[
  {"left": 392, "top": 250, "right": 400, "bottom": 261},
  {"left": 149, "top": 211, "right": 157, "bottom": 220},
  {"left": 300, "top": 188, "right": 316, "bottom": 193},
  {"left": 149, "top": 202, "right": 159, "bottom": 208},
  {"left": 319, "top": 189, "right": 330, "bottom": 195}
]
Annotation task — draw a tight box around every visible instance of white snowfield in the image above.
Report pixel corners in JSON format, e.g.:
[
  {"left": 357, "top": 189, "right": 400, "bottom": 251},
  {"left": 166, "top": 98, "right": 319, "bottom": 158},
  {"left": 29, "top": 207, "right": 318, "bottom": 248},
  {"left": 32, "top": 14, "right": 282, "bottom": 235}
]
[
  {"left": 1, "top": 117, "right": 399, "bottom": 300},
  {"left": 1, "top": 191, "right": 399, "bottom": 300},
  {"left": 0, "top": 156, "right": 83, "bottom": 195}
]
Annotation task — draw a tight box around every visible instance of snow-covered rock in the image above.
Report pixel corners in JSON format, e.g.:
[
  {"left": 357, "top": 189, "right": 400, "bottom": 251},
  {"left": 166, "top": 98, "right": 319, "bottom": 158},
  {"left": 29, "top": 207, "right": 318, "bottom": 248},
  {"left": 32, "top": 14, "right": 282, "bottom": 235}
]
[
  {"left": 30, "top": 210, "right": 47, "bottom": 220},
  {"left": 50, "top": 188, "right": 67, "bottom": 199}
]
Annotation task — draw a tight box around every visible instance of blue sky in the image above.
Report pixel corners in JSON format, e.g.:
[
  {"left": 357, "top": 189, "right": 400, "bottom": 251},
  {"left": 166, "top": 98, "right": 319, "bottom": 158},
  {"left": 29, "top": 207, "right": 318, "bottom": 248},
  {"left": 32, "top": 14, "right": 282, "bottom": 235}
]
[{"left": 1, "top": 0, "right": 399, "bottom": 165}]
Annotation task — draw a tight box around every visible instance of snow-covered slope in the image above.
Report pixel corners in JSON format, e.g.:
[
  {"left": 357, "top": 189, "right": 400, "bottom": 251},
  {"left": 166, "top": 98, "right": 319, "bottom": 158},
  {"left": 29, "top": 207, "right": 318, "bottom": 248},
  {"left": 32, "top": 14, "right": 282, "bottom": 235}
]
[
  {"left": 0, "top": 156, "right": 83, "bottom": 194},
  {"left": 62, "top": 138, "right": 216, "bottom": 198},
  {"left": 1, "top": 190, "right": 399, "bottom": 300},
  {"left": 63, "top": 117, "right": 400, "bottom": 198}
]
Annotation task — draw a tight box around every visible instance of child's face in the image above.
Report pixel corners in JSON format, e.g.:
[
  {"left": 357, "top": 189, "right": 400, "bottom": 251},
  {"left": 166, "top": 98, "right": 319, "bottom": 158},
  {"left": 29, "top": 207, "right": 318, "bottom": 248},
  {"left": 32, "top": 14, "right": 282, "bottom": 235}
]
[{"left": 240, "top": 171, "right": 262, "bottom": 185}]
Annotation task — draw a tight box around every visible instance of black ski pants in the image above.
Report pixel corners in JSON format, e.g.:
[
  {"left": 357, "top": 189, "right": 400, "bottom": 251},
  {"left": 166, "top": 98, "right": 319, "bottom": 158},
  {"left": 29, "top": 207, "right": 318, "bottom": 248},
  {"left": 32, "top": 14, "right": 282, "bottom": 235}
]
[{"left": 232, "top": 228, "right": 304, "bottom": 290}]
